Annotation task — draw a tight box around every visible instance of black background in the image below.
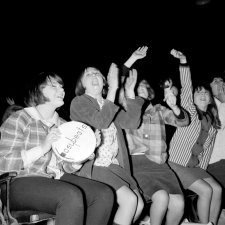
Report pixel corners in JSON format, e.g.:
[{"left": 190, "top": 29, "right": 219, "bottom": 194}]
[{"left": 1, "top": 0, "right": 224, "bottom": 120}]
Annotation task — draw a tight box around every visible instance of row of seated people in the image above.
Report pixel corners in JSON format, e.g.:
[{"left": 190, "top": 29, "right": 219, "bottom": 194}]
[{"left": 0, "top": 45, "right": 224, "bottom": 225}]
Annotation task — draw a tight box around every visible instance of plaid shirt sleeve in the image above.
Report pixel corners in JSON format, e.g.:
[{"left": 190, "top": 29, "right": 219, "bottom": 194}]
[{"left": 0, "top": 113, "right": 25, "bottom": 174}]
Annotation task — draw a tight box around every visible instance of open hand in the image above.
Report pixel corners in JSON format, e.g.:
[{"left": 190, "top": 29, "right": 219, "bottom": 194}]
[
  {"left": 107, "top": 63, "right": 119, "bottom": 91},
  {"left": 132, "top": 46, "right": 148, "bottom": 60}
]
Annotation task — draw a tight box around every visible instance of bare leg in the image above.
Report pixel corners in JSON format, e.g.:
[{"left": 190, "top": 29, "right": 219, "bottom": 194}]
[
  {"left": 150, "top": 190, "right": 169, "bottom": 225},
  {"left": 115, "top": 186, "right": 138, "bottom": 225},
  {"left": 204, "top": 177, "right": 222, "bottom": 225},
  {"left": 133, "top": 189, "right": 144, "bottom": 222},
  {"left": 189, "top": 179, "right": 212, "bottom": 224},
  {"left": 165, "top": 194, "right": 184, "bottom": 225}
]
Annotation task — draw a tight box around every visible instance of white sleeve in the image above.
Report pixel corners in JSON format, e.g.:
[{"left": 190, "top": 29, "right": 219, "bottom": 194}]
[{"left": 21, "top": 146, "right": 45, "bottom": 168}]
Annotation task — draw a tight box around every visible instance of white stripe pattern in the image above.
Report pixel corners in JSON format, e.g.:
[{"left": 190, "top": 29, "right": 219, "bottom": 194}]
[{"left": 168, "top": 66, "right": 217, "bottom": 169}]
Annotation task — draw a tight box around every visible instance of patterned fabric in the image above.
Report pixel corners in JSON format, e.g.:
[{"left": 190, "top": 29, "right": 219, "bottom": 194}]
[
  {"left": 0, "top": 107, "right": 65, "bottom": 178},
  {"left": 70, "top": 94, "right": 144, "bottom": 175},
  {"left": 169, "top": 65, "right": 217, "bottom": 169},
  {"left": 94, "top": 99, "right": 119, "bottom": 167},
  {"left": 94, "top": 122, "right": 119, "bottom": 167},
  {"left": 126, "top": 103, "right": 189, "bottom": 164}
]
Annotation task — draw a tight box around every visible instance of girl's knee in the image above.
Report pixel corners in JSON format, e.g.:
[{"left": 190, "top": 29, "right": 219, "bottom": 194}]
[
  {"left": 212, "top": 182, "right": 222, "bottom": 196},
  {"left": 118, "top": 188, "right": 138, "bottom": 207},
  {"left": 171, "top": 195, "right": 184, "bottom": 212},
  {"left": 59, "top": 186, "right": 84, "bottom": 209},
  {"left": 152, "top": 190, "right": 169, "bottom": 205},
  {"left": 97, "top": 184, "right": 114, "bottom": 206},
  {"left": 127, "top": 191, "right": 138, "bottom": 206},
  {"left": 199, "top": 183, "right": 213, "bottom": 198}
]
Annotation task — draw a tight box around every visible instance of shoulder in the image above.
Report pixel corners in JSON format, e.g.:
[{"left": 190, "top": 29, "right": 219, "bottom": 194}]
[
  {"left": 1, "top": 109, "right": 32, "bottom": 131},
  {"left": 71, "top": 94, "right": 97, "bottom": 106}
]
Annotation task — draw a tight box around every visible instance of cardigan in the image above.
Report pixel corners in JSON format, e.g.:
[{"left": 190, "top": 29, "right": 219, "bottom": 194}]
[{"left": 70, "top": 94, "right": 144, "bottom": 175}]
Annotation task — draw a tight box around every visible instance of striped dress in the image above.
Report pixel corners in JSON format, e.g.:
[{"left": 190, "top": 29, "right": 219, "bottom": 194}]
[{"left": 168, "top": 65, "right": 217, "bottom": 187}]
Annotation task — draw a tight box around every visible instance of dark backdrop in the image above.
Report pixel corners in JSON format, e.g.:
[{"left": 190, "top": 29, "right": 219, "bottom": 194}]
[{"left": 1, "top": 0, "right": 224, "bottom": 120}]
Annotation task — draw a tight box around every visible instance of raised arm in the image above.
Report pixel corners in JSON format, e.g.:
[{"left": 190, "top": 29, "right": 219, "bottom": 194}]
[
  {"left": 170, "top": 49, "right": 194, "bottom": 112},
  {"left": 117, "top": 69, "right": 144, "bottom": 129},
  {"left": 106, "top": 63, "right": 119, "bottom": 103},
  {"left": 124, "top": 46, "right": 148, "bottom": 69}
]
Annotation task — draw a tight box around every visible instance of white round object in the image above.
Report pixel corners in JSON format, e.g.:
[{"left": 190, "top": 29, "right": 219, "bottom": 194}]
[{"left": 52, "top": 121, "right": 96, "bottom": 163}]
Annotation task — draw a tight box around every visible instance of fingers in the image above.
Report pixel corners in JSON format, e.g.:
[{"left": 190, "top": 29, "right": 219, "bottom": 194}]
[
  {"left": 6, "top": 97, "right": 15, "bottom": 105},
  {"left": 135, "top": 46, "right": 148, "bottom": 56},
  {"left": 48, "top": 128, "right": 61, "bottom": 143},
  {"left": 170, "top": 49, "right": 185, "bottom": 60},
  {"left": 170, "top": 49, "right": 180, "bottom": 57},
  {"left": 126, "top": 69, "right": 137, "bottom": 85}
]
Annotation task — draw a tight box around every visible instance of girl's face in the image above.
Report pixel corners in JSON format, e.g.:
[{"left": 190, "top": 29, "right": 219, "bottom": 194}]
[
  {"left": 137, "top": 80, "right": 155, "bottom": 100},
  {"left": 210, "top": 77, "right": 225, "bottom": 97},
  {"left": 42, "top": 77, "right": 65, "bottom": 108},
  {"left": 81, "top": 67, "right": 104, "bottom": 96},
  {"left": 194, "top": 87, "right": 211, "bottom": 111}
]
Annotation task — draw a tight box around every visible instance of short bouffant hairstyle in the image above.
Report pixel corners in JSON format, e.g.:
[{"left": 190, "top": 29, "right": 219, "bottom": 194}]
[{"left": 24, "top": 72, "right": 63, "bottom": 107}]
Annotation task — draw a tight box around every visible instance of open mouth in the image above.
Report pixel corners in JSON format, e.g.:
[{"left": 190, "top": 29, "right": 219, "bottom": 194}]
[{"left": 92, "top": 79, "right": 99, "bottom": 86}]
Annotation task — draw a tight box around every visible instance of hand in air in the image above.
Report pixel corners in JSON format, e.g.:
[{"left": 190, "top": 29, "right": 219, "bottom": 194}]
[
  {"left": 132, "top": 46, "right": 148, "bottom": 60},
  {"left": 6, "top": 97, "right": 15, "bottom": 106},
  {"left": 125, "top": 68, "right": 138, "bottom": 93},
  {"left": 165, "top": 91, "right": 177, "bottom": 108},
  {"left": 107, "top": 63, "right": 119, "bottom": 91},
  {"left": 170, "top": 49, "right": 187, "bottom": 64}
]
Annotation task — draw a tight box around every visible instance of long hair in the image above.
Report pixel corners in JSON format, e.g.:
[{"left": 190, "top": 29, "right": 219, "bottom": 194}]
[{"left": 193, "top": 83, "right": 221, "bottom": 129}]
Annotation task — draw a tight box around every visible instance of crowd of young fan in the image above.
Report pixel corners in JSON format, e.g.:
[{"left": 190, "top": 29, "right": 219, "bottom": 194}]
[{"left": 0, "top": 45, "right": 224, "bottom": 225}]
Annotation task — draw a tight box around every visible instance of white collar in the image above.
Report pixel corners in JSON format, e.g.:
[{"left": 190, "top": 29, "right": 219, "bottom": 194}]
[{"left": 24, "top": 107, "right": 59, "bottom": 127}]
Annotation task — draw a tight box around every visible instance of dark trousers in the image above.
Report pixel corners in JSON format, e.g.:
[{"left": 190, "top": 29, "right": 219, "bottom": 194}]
[{"left": 10, "top": 173, "right": 114, "bottom": 225}]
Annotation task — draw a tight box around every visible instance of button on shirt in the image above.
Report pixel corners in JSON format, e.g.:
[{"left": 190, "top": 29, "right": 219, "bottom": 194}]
[{"left": 126, "top": 103, "right": 189, "bottom": 164}]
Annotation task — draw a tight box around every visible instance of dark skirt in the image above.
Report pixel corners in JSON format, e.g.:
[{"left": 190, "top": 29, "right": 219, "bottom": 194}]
[
  {"left": 207, "top": 159, "right": 225, "bottom": 189},
  {"left": 131, "top": 155, "right": 183, "bottom": 202},
  {"left": 91, "top": 163, "right": 138, "bottom": 191},
  {"left": 168, "top": 161, "right": 211, "bottom": 189}
]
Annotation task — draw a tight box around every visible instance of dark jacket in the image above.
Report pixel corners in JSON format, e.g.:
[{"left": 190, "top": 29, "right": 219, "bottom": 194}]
[{"left": 70, "top": 94, "right": 144, "bottom": 177}]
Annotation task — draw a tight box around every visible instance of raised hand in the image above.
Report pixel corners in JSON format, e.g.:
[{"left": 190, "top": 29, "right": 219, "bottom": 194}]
[
  {"left": 107, "top": 63, "right": 119, "bottom": 91},
  {"left": 170, "top": 49, "right": 187, "bottom": 64},
  {"left": 124, "top": 46, "right": 148, "bottom": 68},
  {"left": 125, "top": 69, "right": 138, "bottom": 99},
  {"left": 132, "top": 46, "right": 148, "bottom": 60},
  {"left": 165, "top": 91, "right": 177, "bottom": 108},
  {"left": 6, "top": 97, "right": 15, "bottom": 106}
]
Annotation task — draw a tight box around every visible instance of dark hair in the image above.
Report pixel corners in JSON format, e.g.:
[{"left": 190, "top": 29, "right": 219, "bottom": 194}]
[
  {"left": 75, "top": 67, "right": 108, "bottom": 97},
  {"left": 193, "top": 83, "right": 221, "bottom": 129},
  {"left": 138, "top": 79, "right": 155, "bottom": 101},
  {"left": 24, "top": 72, "right": 64, "bottom": 107}
]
